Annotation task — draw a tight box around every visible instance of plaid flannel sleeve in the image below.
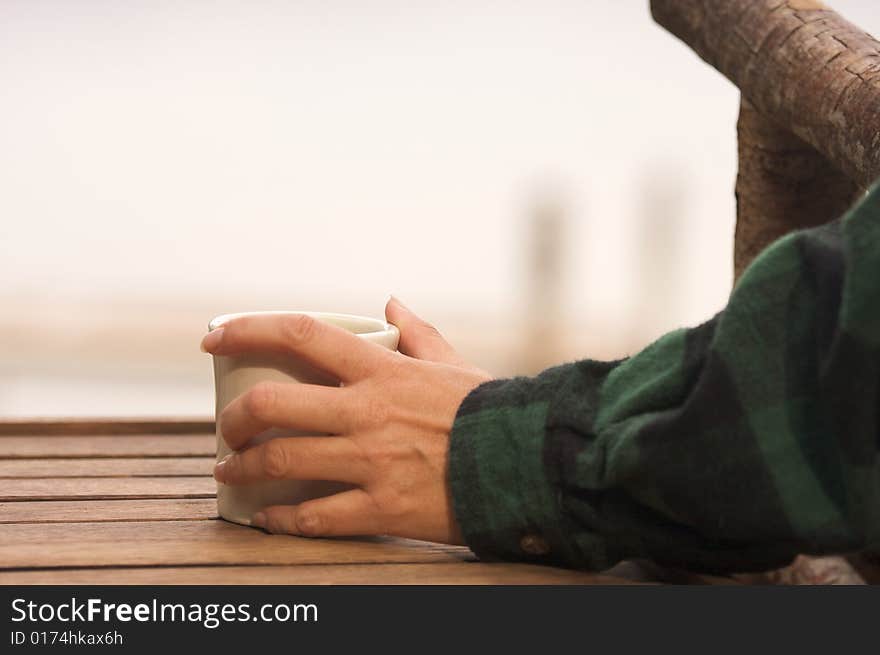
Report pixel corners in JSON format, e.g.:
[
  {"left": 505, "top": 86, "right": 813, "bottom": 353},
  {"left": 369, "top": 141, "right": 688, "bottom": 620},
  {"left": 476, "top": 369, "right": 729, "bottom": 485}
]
[{"left": 448, "top": 182, "right": 880, "bottom": 574}]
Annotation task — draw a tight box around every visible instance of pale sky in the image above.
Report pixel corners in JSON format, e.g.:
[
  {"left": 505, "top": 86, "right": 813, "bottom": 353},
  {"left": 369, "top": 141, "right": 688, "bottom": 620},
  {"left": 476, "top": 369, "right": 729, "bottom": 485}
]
[
  {"left": 2, "top": 1, "right": 878, "bottom": 415},
  {"left": 4, "top": 0, "right": 877, "bottom": 318}
]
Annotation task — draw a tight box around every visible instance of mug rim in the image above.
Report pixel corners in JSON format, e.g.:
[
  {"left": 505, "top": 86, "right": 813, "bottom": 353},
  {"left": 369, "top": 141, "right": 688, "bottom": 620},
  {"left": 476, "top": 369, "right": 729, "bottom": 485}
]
[{"left": 208, "top": 310, "right": 397, "bottom": 338}]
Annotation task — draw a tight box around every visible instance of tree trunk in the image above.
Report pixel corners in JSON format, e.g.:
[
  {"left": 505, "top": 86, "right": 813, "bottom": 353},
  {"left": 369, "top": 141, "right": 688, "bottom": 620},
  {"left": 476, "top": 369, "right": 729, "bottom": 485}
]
[{"left": 735, "top": 97, "right": 858, "bottom": 281}]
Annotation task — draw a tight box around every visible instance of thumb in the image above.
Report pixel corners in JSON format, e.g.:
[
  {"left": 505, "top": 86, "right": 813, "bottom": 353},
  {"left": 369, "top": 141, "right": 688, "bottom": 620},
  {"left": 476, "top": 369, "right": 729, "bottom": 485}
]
[{"left": 385, "top": 296, "right": 464, "bottom": 366}]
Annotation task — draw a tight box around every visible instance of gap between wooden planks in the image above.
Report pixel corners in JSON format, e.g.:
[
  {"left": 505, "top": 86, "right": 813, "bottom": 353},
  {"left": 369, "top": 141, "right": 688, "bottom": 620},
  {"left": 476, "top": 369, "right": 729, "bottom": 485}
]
[
  {"left": 0, "top": 420, "right": 656, "bottom": 585},
  {"left": 0, "top": 419, "right": 643, "bottom": 585},
  {"left": 0, "top": 417, "right": 214, "bottom": 436}
]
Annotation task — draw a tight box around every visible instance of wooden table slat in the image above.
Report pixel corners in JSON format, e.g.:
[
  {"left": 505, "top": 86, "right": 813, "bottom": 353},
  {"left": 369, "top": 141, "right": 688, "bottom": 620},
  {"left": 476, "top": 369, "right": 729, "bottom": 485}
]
[
  {"left": 0, "top": 520, "right": 471, "bottom": 569},
  {"left": 0, "top": 498, "right": 217, "bottom": 524},
  {"left": 0, "top": 563, "right": 641, "bottom": 585},
  {"left": 0, "top": 435, "right": 216, "bottom": 458},
  {"left": 0, "top": 477, "right": 215, "bottom": 501},
  {"left": 0, "top": 457, "right": 214, "bottom": 478},
  {"left": 0, "top": 418, "right": 718, "bottom": 584}
]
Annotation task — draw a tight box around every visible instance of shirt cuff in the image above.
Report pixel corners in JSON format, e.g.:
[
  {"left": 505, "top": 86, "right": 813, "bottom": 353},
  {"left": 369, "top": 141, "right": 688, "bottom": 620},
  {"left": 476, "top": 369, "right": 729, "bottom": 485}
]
[{"left": 447, "top": 375, "right": 577, "bottom": 566}]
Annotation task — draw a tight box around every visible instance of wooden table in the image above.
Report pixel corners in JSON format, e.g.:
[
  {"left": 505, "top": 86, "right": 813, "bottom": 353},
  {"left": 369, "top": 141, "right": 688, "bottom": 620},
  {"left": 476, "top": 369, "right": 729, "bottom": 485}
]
[{"left": 0, "top": 418, "right": 659, "bottom": 585}]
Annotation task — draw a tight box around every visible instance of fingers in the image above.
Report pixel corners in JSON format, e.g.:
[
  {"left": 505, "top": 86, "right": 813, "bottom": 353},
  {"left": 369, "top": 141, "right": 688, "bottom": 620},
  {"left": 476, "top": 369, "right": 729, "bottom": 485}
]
[
  {"left": 385, "top": 296, "right": 464, "bottom": 365},
  {"left": 219, "top": 381, "right": 354, "bottom": 450},
  {"left": 252, "top": 489, "right": 383, "bottom": 537},
  {"left": 215, "top": 436, "right": 369, "bottom": 486},
  {"left": 202, "top": 313, "right": 383, "bottom": 383}
]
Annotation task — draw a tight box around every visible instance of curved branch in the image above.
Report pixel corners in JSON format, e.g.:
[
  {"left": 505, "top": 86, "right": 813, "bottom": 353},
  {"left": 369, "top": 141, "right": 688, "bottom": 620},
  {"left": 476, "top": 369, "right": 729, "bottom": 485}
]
[{"left": 652, "top": 0, "right": 880, "bottom": 187}]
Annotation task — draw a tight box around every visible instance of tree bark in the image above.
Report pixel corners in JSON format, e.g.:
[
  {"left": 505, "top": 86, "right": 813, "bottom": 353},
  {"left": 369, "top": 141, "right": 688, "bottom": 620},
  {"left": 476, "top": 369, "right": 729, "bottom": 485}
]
[
  {"left": 652, "top": 0, "right": 880, "bottom": 187},
  {"left": 735, "top": 97, "right": 858, "bottom": 281}
]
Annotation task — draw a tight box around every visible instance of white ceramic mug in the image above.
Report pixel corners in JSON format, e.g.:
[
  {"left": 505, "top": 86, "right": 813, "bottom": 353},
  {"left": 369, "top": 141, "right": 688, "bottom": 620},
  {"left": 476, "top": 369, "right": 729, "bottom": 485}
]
[{"left": 209, "top": 311, "right": 400, "bottom": 526}]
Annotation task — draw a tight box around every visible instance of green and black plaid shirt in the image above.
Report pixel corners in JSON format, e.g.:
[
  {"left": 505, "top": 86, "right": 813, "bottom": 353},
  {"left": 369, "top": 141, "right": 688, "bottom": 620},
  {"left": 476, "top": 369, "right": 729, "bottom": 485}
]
[{"left": 449, "top": 180, "right": 880, "bottom": 574}]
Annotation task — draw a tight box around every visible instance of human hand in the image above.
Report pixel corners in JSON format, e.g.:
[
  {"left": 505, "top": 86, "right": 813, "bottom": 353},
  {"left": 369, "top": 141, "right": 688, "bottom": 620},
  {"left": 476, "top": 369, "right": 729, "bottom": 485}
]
[{"left": 201, "top": 297, "right": 491, "bottom": 544}]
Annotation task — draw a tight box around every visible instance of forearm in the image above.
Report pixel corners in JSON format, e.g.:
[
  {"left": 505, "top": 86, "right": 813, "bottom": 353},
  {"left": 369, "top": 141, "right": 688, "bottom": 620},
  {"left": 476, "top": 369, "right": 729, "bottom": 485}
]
[{"left": 449, "top": 183, "right": 880, "bottom": 573}]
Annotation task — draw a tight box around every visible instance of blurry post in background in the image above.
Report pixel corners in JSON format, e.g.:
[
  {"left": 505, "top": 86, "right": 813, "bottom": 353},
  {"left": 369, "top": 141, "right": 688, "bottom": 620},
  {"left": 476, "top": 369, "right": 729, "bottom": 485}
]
[
  {"left": 629, "top": 168, "right": 686, "bottom": 346},
  {"left": 521, "top": 190, "right": 568, "bottom": 374}
]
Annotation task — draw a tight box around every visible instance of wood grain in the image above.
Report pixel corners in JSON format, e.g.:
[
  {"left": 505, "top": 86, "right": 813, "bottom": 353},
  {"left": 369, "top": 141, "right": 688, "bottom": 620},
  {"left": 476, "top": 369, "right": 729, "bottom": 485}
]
[
  {"left": 0, "top": 419, "right": 737, "bottom": 585},
  {"left": 0, "top": 477, "right": 215, "bottom": 501},
  {"left": 0, "top": 563, "right": 639, "bottom": 585},
  {"left": 0, "top": 457, "right": 214, "bottom": 478},
  {"left": 0, "top": 418, "right": 214, "bottom": 436},
  {"left": 0, "top": 435, "right": 216, "bottom": 458},
  {"left": 0, "top": 520, "right": 472, "bottom": 569},
  {"left": 0, "top": 499, "right": 217, "bottom": 524}
]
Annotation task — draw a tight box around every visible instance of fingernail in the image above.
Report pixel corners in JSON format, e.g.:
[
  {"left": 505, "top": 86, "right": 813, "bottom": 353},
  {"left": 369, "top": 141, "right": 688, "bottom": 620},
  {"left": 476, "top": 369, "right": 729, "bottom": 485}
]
[
  {"left": 251, "top": 512, "right": 267, "bottom": 529},
  {"left": 389, "top": 295, "right": 408, "bottom": 310},
  {"left": 214, "top": 453, "right": 231, "bottom": 482},
  {"left": 200, "top": 327, "right": 225, "bottom": 353}
]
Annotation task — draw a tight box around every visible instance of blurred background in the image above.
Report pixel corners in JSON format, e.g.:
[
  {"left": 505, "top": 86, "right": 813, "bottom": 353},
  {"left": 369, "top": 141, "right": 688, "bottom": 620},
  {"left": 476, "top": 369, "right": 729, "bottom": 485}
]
[{"left": 2, "top": 0, "right": 878, "bottom": 417}]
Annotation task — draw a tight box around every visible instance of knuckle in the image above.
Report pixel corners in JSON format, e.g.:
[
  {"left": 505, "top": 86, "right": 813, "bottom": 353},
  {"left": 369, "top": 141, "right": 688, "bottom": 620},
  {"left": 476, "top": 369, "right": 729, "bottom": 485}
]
[
  {"left": 295, "top": 510, "right": 324, "bottom": 537},
  {"left": 261, "top": 440, "right": 290, "bottom": 479},
  {"left": 372, "top": 485, "right": 412, "bottom": 521},
  {"left": 246, "top": 382, "right": 277, "bottom": 420},
  {"left": 367, "top": 442, "right": 405, "bottom": 472},
  {"left": 365, "top": 442, "right": 395, "bottom": 470},
  {"left": 264, "top": 509, "right": 292, "bottom": 535},
  {"left": 280, "top": 314, "right": 318, "bottom": 345}
]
